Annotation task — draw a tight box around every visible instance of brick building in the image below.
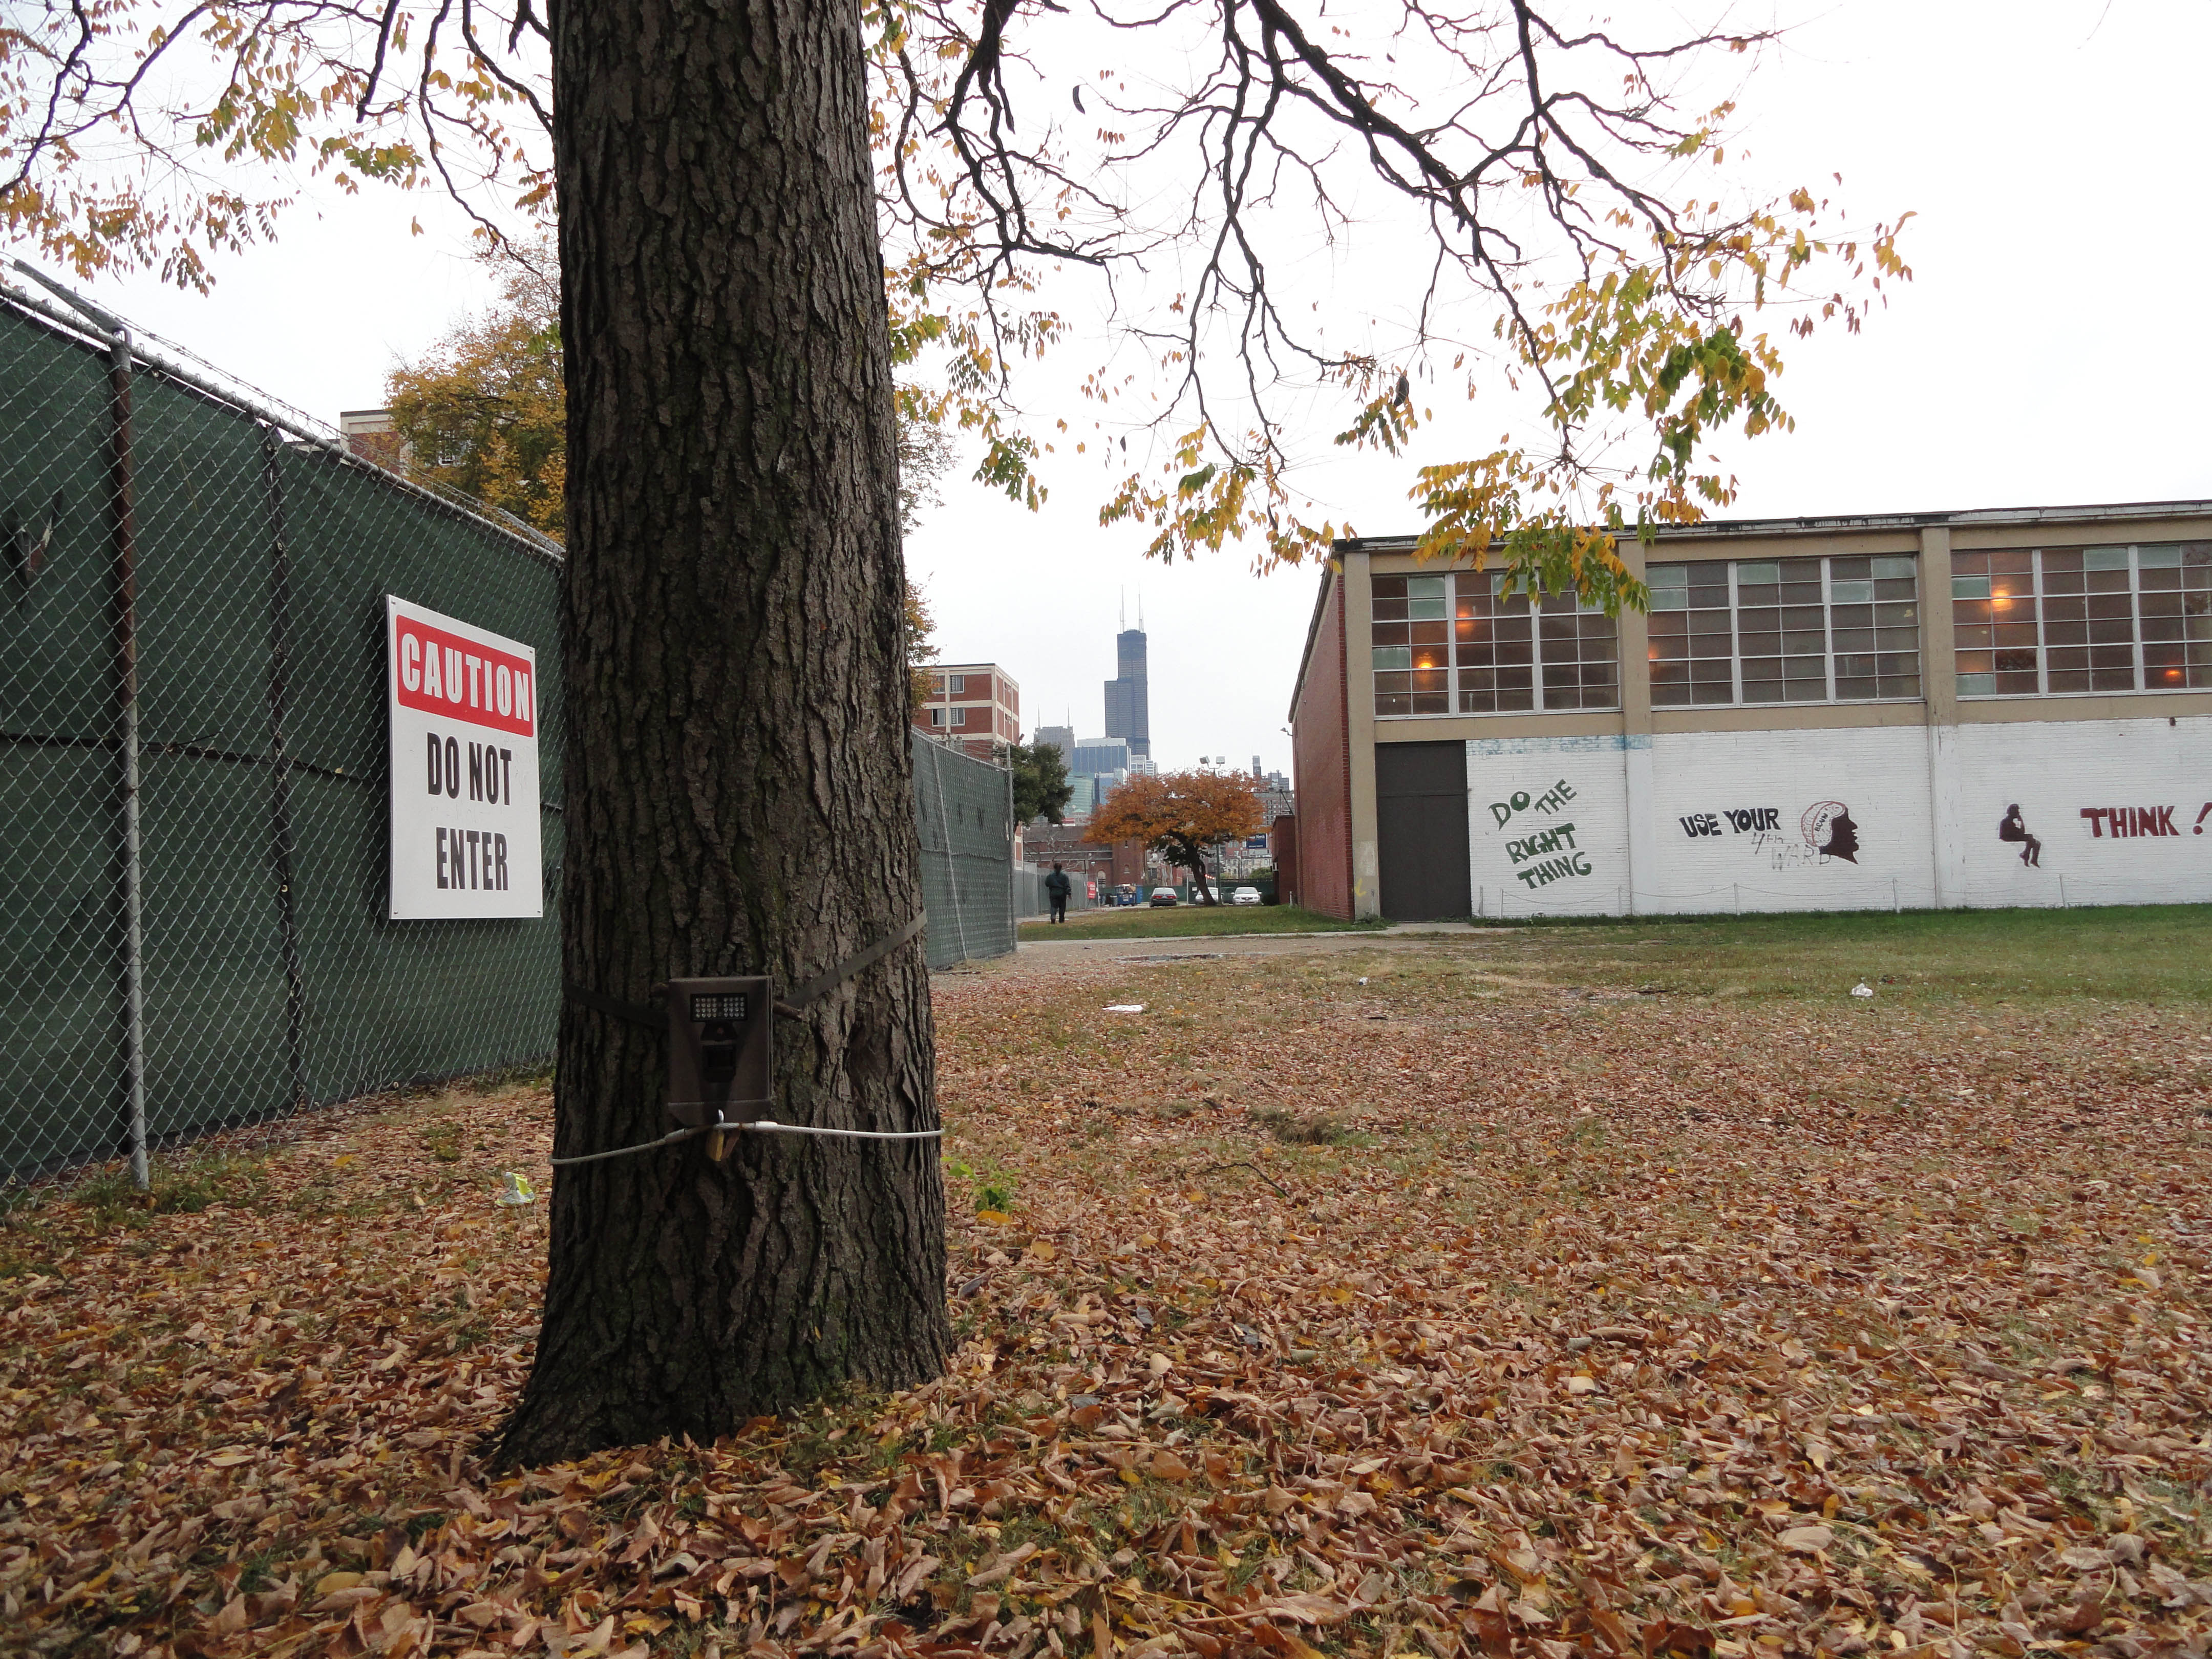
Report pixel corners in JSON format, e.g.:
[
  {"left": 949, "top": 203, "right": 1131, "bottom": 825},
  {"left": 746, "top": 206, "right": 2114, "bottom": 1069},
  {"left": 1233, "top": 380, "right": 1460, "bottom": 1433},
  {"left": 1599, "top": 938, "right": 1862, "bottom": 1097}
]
[
  {"left": 917, "top": 663, "right": 1020, "bottom": 759},
  {"left": 1022, "top": 821, "right": 1148, "bottom": 891},
  {"left": 1289, "top": 500, "right": 2212, "bottom": 920}
]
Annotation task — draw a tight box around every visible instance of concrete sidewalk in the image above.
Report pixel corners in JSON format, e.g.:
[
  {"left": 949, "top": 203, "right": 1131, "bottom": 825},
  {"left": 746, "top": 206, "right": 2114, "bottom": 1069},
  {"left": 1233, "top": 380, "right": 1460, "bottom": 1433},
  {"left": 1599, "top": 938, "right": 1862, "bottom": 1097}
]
[{"left": 959, "top": 921, "right": 1504, "bottom": 974}]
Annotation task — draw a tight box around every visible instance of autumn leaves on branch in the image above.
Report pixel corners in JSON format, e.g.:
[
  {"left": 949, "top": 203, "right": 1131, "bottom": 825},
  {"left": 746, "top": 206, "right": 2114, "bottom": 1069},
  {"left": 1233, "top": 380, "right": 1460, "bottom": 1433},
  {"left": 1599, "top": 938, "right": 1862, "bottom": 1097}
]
[{"left": 4, "top": 2, "right": 1908, "bottom": 607}]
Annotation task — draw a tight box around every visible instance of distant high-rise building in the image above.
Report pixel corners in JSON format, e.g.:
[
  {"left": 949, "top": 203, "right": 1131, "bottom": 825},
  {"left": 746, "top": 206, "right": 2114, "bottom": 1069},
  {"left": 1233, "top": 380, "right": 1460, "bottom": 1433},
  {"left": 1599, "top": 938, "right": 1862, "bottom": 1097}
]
[
  {"left": 1070, "top": 737, "right": 1131, "bottom": 777},
  {"left": 1033, "top": 724, "right": 1076, "bottom": 758},
  {"left": 1103, "top": 600, "right": 1150, "bottom": 760}
]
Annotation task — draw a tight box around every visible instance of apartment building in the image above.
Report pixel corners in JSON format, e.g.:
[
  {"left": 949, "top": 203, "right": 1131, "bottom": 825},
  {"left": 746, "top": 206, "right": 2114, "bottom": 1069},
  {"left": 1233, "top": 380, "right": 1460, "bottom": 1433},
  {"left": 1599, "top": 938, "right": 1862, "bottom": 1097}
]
[{"left": 917, "top": 663, "right": 1021, "bottom": 759}]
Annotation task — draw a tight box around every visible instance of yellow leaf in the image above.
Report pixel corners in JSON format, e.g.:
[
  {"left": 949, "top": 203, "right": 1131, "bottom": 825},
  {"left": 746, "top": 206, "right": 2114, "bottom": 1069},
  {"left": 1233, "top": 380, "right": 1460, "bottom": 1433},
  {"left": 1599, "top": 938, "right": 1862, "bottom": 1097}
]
[{"left": 976, "top": 1209, "right": 1011, "bottom": 1225}]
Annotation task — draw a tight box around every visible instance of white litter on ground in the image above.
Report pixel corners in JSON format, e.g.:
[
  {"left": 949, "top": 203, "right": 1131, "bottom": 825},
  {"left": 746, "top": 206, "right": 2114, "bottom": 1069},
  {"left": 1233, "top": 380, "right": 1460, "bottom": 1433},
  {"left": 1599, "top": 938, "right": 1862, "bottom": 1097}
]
[
  {"left": 495, "top": 1171, "right": 539, "bottom": 1205},
  {"left": 1105, "top": 1004, "right": 1146, "bottom": 1013},
  {"left": 1852, "top": 982, "right": 1875, "bottom": 998}
]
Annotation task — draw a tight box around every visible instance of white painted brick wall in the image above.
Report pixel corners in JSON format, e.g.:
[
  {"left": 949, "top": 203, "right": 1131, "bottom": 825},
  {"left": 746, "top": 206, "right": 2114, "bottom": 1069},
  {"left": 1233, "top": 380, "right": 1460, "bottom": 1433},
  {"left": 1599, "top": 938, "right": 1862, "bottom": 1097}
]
[
  {"left": 1645, "top": 728, "right": 1935, "bottom": 914},
  {"left": 1951, "top": 717, "right": 2212, "bottom": 908},
  {"left": 1464, "top": 737, "right": 1630, "bottom": 918},
  {"left": 1461, "top": 715, "right": 2212, "bottom": 915}
]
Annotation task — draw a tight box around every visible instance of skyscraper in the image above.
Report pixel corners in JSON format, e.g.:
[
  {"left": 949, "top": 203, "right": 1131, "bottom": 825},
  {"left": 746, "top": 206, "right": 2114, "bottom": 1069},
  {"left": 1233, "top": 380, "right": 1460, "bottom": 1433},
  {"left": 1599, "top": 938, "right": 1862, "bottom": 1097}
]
[{"left": 1103, "top": 598, "right": 1150, "bottom": 761}]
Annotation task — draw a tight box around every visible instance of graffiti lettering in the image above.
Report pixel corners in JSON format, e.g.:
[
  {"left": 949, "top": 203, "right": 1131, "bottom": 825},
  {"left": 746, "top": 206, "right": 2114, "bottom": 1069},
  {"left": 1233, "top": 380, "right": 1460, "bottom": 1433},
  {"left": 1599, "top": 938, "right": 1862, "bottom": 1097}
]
[
  {"left": 1507, "top": 822, "right": 1581, "bottom": 864},
  {"left": 1490, "top": 778, "right": 1575, "bottom": 829},
  {"left": 1679, "top": 807, "right": 1782, "bottom": 838},
  {"left": 1516, "top": 850, "right": 1593, "bottom": 889},
  {"left": 2079, "top": 806, "right": 2180, "bottom": 839}
]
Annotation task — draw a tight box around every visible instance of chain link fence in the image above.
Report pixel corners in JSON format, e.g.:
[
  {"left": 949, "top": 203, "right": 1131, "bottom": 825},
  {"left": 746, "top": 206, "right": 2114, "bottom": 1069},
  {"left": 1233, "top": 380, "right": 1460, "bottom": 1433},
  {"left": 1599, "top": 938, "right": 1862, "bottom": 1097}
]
[
  {"left": 0, "top": 279, "right": 567, "bottom": 1187},
  {"left": 1011, "top": 863, "right": 1097, "bottom": 918},
  {"left": 910, "top": 737, "right": 1017, "bottom": 966},
  {"left": 0, "top": 277, "right": 1026, "bottom": 1187}
]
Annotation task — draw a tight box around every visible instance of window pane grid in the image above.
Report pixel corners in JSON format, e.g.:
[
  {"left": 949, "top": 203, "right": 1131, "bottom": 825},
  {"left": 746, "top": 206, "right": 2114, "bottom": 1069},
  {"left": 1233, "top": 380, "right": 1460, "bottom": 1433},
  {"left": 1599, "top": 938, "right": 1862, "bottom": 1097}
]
[
  {"left": 1371, "top": 571, "right": 1617, "bottom": 715},
  {"left": 1952, "top": 543, "right": 2212, "bottom": 696},
  {"left": 1649, "top": 555, "right": 1920, "bottom": 708}
]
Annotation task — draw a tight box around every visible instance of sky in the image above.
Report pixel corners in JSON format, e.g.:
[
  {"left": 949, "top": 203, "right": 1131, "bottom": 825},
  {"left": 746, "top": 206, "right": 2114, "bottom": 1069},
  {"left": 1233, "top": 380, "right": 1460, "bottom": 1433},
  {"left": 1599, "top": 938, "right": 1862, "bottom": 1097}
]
[{"left": 33, "top": 0, "right": 2212, "bottom": 781}]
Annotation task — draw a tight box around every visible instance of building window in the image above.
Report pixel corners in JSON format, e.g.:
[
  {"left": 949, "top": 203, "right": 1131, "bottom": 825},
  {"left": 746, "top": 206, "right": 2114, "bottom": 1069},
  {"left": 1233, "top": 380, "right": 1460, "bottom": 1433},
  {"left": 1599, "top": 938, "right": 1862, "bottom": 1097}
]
[
  {"left": 1648, "top": 556, "right": 1920, "bottom": 706},
  {"left": 1371, "top": 571, "right": 1617, "bottom": 716},
  {"left": 946, "top": 673, "right": 967, "bottom": 695},
  {"left": 1952, "top": 543, "right": 2212, "bottom": 696}
]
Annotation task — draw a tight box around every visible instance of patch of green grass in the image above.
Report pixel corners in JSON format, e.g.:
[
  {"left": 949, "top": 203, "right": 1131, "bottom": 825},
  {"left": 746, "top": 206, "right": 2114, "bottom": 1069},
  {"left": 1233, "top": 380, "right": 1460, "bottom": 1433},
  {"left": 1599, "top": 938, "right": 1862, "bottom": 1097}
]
[
  {"left": 946, "top": 1157, "right": 1017, "bottom": 1213},
  {"left": 1019, "top": 904, "right": 1387, "bottom": 941},
  {"left": 1314, "top": 903, "right": 2212, "bottom": 1006},
  {"left": 1250, "top": 1107, "right": 1348, "bottom": 1146},
  {"left": 12, "top": 1148, "right": 275, "bottom": 1239}
]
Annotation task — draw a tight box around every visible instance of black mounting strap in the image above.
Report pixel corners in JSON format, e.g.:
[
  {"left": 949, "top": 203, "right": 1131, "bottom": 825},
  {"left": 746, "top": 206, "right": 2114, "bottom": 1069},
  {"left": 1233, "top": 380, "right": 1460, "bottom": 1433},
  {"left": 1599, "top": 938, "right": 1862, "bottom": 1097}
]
[
  {"left": 563, "top": 912, "right": 927, "bottom": 1031},
  {"left": 783, "top": 912, "right": 927, "bottom": 1010},
  {"left": 562, "top": 982, "right": 662, "bottom": 1030}
]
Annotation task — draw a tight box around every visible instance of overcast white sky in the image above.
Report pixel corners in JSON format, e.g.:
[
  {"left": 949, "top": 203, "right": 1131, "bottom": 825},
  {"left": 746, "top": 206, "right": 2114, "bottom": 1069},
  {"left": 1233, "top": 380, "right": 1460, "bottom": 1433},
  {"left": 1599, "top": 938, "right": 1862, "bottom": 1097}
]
[{"left": 45, "top": 0, "right": 2211, "bottom": 779}]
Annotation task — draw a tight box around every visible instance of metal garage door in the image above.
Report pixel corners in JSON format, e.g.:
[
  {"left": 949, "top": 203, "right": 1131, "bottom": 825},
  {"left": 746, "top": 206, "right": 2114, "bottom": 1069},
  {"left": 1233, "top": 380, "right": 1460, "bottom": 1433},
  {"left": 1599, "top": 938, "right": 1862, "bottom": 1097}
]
[{"left": 1376, "top": 741, "right": 1470, "bottom": 921}]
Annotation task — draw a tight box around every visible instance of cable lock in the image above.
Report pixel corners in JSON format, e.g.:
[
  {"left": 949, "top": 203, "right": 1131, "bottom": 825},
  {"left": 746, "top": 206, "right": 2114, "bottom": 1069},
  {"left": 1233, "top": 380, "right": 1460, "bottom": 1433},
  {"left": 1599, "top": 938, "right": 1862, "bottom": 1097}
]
[
  {"left": 550, "top": 916, "right": 932, "bottom": 1168},
  {"left": 549, "top": 1118, "right": 943, "bottom": 1168}
]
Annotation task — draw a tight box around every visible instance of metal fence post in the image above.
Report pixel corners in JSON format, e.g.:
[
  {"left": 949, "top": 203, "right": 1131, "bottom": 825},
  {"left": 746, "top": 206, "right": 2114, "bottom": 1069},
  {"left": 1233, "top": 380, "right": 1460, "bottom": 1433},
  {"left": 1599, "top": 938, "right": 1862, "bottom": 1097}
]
[
  {"left": 0, "top": 270, "right": 577, "bottom": 1186},
  {"left": 108, "top": 328, "right": 148, "bottom": 1190},
  {"left": 260, "top": 428, "right": 311, "bottom": 1110}
]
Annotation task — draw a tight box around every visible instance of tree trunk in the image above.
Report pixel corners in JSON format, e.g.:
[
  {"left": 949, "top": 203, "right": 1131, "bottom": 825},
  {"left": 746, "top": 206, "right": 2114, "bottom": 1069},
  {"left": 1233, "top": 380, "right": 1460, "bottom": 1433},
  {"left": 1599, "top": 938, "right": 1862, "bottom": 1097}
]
[
  {"left": 498, "top": 0, "right": 948, "bottom": 1465},
  {"left": 1173, "top": 840, "right": 1216, "bottom": 905}
]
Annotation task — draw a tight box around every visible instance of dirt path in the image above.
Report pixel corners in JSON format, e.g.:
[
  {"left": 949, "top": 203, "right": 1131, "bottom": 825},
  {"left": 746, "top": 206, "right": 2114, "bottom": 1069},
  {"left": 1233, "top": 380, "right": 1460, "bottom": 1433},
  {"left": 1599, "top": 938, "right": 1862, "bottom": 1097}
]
[{"left": 971, "top": 926, "right": 1500, "bottom": 976}]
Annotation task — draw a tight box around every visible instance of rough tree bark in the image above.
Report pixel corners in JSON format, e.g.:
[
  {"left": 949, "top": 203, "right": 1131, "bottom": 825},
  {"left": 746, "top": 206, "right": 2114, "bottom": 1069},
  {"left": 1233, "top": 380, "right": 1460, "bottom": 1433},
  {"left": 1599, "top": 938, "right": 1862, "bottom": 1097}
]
[
  {"left": 497, "top": 0, "right": 949, "bottom": 1465},
  {"left": 1169, "top": 842, "right": 1216, "bottom": 905}
]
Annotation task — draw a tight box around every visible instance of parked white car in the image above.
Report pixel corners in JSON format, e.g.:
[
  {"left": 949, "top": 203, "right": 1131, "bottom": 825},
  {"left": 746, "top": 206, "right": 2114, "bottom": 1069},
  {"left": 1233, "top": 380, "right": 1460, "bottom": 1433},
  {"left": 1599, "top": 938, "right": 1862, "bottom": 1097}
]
[{"left": 1231, "top": 886, "right": 1262, "bottom": 905}]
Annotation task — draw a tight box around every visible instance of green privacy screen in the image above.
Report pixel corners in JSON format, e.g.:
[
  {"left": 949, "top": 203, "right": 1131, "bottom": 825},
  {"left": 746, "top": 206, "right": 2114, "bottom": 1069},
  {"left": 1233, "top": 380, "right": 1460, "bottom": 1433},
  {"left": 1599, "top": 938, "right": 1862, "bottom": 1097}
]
[
  {"left": 0, "top": 291, "right": 565, "bottom": 1183},
  {"left": 0, "top": 288, "right": 1012, "bottom": 1184},
  {"left": 911, "top": 738, "right": 1016, "bottom": 968}
]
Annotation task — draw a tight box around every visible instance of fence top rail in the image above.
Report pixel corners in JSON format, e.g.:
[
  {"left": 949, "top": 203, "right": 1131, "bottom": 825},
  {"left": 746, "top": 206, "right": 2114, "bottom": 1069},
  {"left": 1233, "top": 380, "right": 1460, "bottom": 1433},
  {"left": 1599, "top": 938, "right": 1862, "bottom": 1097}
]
[{"left": 0, "top": 269, "right": 566, "bottom": 570}]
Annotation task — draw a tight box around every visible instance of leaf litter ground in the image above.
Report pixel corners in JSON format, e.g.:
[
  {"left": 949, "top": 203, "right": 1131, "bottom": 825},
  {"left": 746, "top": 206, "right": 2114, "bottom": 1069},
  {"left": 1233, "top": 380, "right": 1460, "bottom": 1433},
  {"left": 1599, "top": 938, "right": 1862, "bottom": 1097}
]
[{"left": 5, "top": 920, "right": 2211, "bottom": 1659}]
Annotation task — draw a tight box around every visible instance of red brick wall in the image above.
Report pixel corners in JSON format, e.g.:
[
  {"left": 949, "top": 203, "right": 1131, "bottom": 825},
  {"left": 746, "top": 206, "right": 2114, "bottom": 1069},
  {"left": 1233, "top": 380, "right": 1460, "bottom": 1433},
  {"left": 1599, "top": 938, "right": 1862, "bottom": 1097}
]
[
  {"left": 1271, "top": 814, "right": 1299, "bottom": 906},
  {"left": 1291, "top": 573, "right": 1353, "bottom": 919},
  {"left": 1109, "top": 840, "right": 1147, "bottom": 887}
]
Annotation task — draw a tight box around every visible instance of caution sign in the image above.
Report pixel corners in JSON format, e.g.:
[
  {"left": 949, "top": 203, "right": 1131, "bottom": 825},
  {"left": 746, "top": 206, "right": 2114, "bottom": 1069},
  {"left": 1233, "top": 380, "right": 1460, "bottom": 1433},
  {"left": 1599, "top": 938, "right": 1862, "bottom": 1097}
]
[{"left": 386, "top": 595, "right": 545, "bottom": 920}]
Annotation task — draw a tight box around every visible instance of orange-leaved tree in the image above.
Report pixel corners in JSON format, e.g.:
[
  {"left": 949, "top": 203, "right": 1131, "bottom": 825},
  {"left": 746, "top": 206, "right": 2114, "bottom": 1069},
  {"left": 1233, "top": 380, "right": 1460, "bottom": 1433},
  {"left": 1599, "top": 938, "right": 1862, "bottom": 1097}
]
[
  {"left": 384, "top": 237, "right": 958, "bottom": 546},
  {"left": 1085, "top": 772, "right": 1265, "bottom": 905},
  {"left": 385, "top": 242, "right": 567, "bottom": 537}
]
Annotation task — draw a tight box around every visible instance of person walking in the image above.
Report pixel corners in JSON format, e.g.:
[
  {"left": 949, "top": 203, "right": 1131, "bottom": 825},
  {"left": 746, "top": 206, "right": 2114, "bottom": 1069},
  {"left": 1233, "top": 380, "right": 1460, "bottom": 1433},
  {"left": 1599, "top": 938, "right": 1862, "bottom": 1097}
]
[{"left": 1045, "top": 862, "right": 1071, "bottom": 924}]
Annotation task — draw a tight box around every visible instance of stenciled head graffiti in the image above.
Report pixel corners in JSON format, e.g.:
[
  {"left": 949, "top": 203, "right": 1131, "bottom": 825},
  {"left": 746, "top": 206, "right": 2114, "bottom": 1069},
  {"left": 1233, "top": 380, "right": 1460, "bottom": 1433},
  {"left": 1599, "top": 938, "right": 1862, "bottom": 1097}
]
[{"left": 1801, "top": 800, "right": 1861, "bottom": 864}]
